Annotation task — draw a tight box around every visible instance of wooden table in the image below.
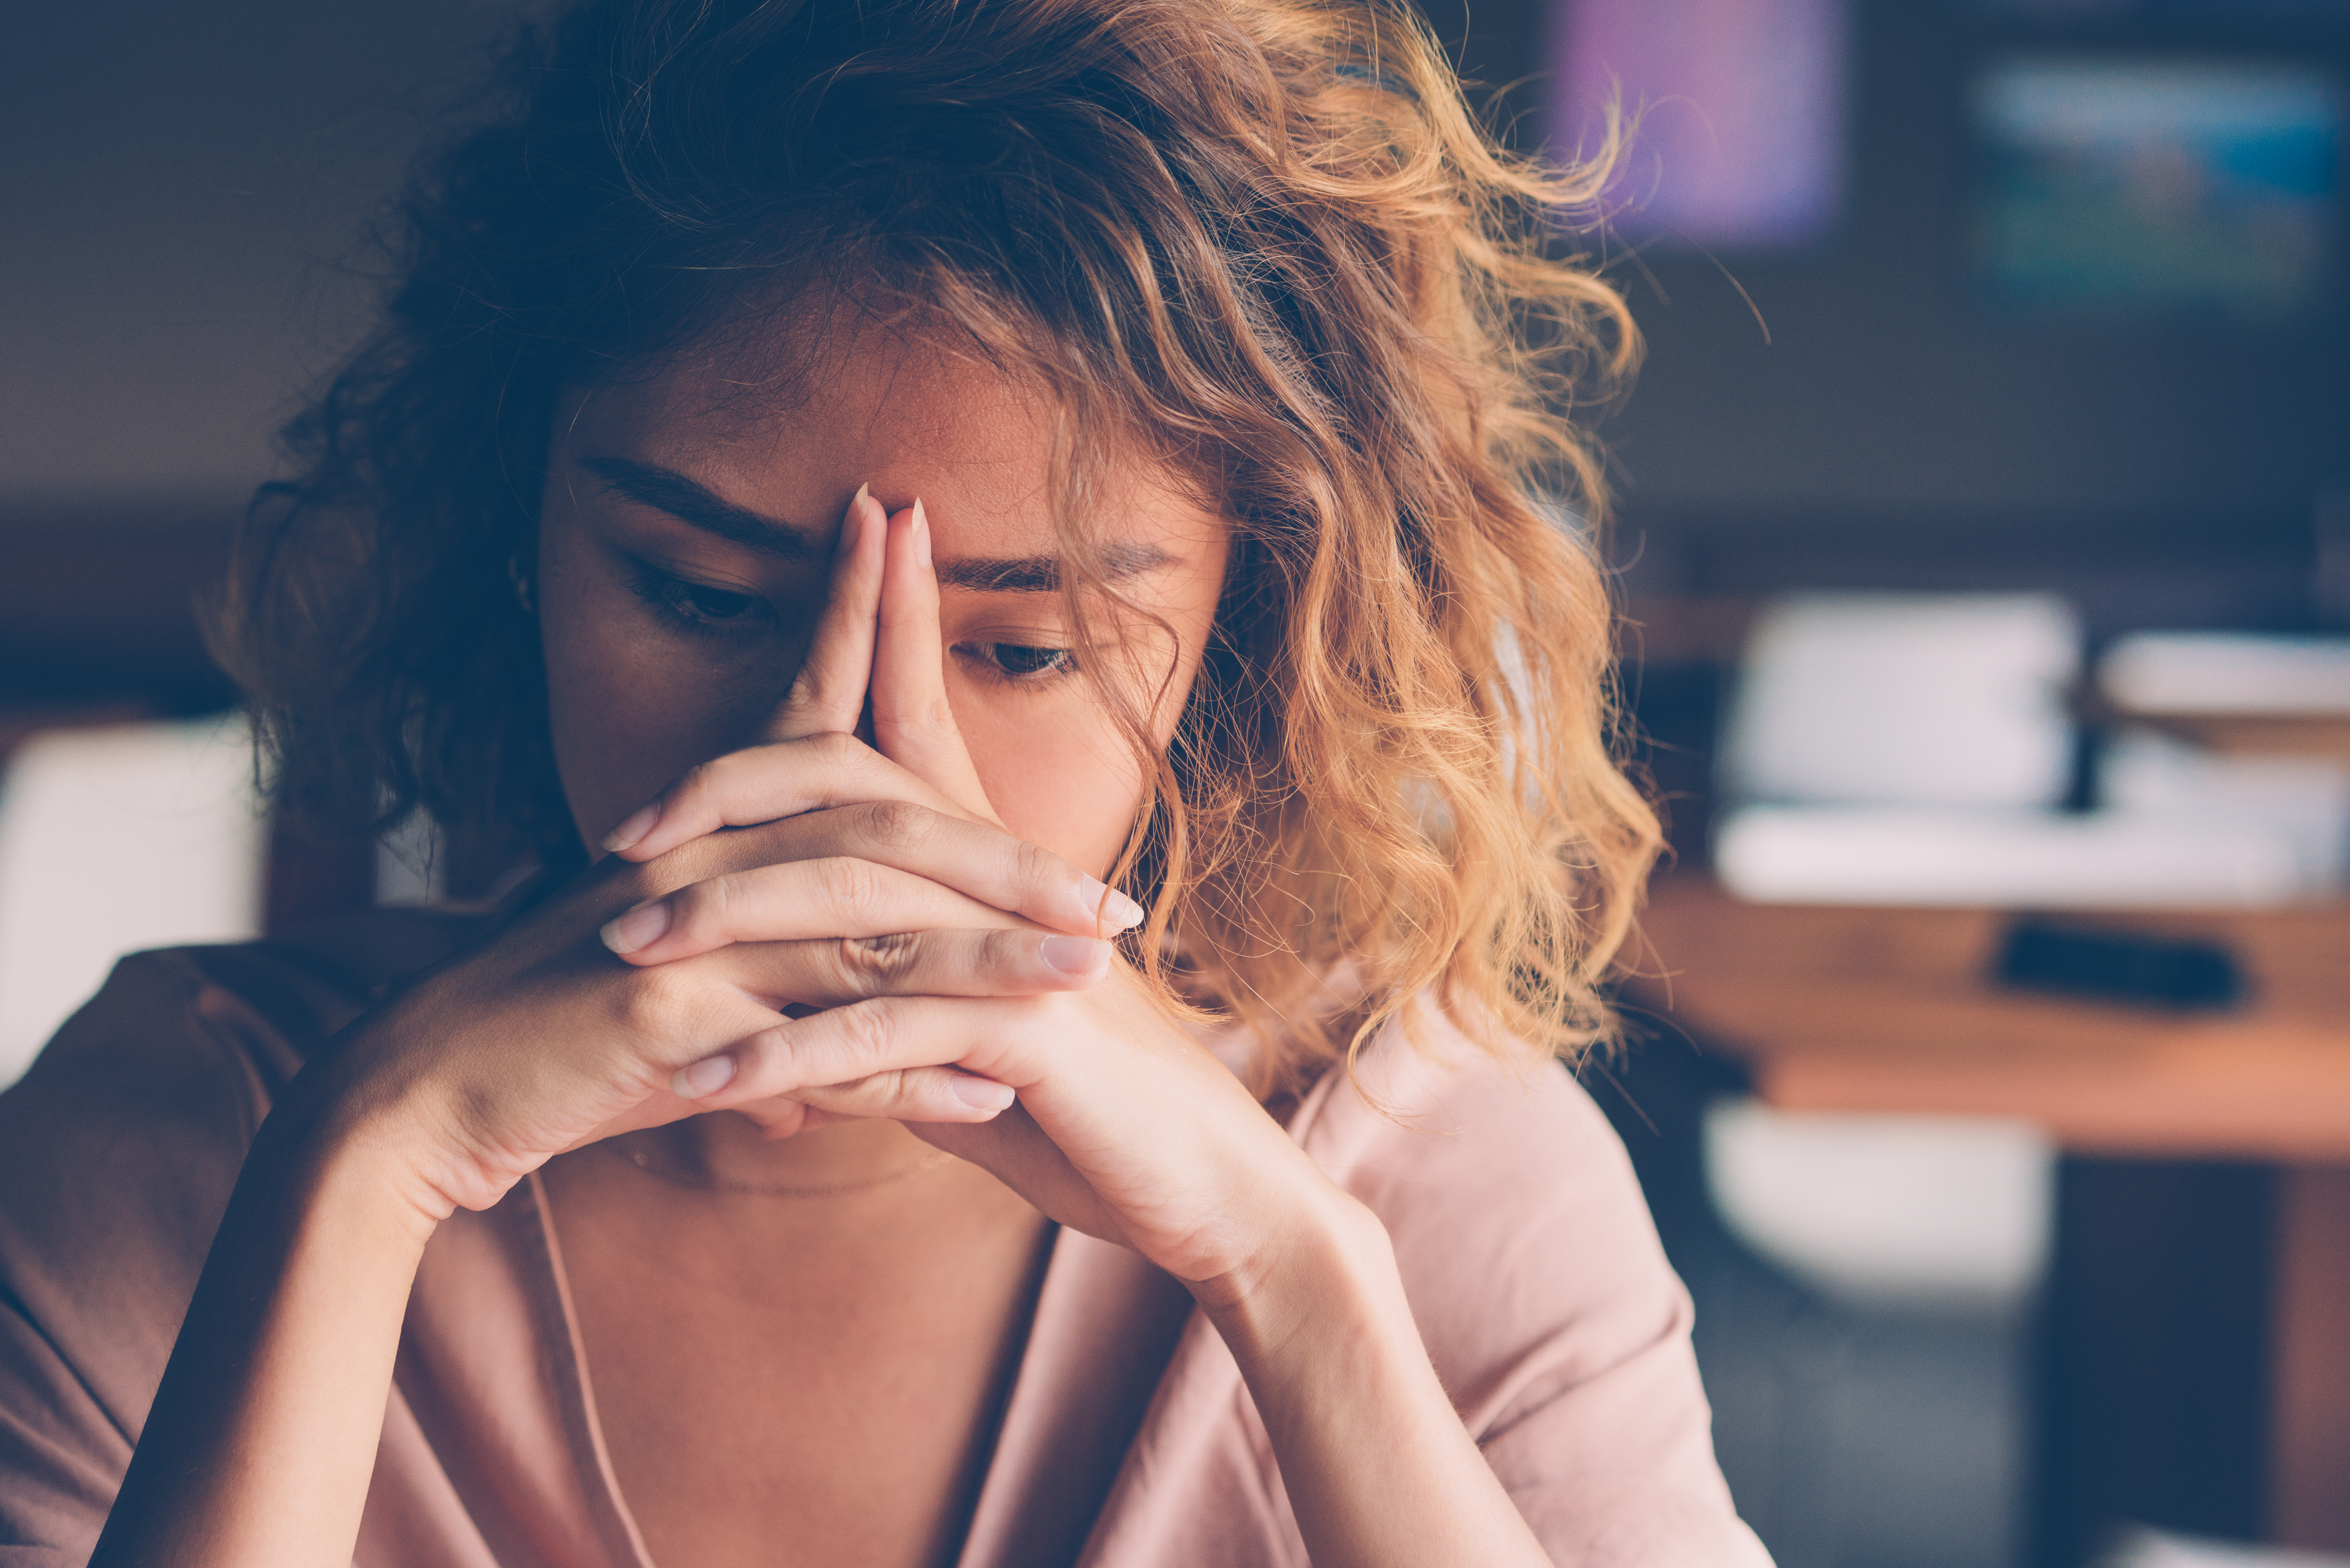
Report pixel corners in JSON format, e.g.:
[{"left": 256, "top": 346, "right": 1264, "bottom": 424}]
[{"left": 1627, "top": 878, "right": 2350, "bottom": 1551}]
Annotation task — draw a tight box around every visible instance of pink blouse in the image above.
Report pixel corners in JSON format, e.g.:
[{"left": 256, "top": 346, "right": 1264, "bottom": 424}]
[{"left": 0, "top": 909, "right": 1769, "bottom": 1565}]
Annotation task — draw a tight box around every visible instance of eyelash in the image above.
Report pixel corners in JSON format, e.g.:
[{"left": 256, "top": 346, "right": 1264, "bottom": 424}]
[
  {"left": 626, "top": 565, "right": 773, "bottom": 639},
  {"left": 629, "top": 563, "right": 1075, "bottom": 685},
  {"left": 954, "top": 641, "right": 1078, "bottom": 686}
]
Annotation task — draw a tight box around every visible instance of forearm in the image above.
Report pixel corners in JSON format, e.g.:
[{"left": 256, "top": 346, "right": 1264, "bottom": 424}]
[
  {"left": 90, "top": 1101, "right": 437, "bottom": 1568},
  {"left": 1200, "top": 1196, "right": 1550, "bottom": 1568}
]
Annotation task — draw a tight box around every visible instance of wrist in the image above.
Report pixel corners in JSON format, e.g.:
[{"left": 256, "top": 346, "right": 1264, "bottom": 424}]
[
  {"left": 1190, "top": 1182, "right": 1407, "bottom": 1369},
  {"left": 256, "top": 1053, "right": 458, "bottom": 1255}
]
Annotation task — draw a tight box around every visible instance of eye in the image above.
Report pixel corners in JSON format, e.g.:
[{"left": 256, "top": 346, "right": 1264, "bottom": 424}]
[
  {"left": 675, "top": 583, "right": 761, "bottom": 624},
  {"left": 959, "top": 641, "right": 1075, "bottom": 682},
  {"left": 628, "top": 565, "right": 772, "bottom": 635}
]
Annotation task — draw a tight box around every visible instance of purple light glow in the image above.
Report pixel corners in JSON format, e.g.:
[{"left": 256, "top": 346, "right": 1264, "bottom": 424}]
[{"left": 1553, "top": 0, "right": 1849, "bottom": 249}]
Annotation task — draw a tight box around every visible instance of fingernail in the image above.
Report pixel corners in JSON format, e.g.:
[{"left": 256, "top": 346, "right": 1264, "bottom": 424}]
[
  {"left": 911, "top": 497, "right": 932, "bottom": 567},
  {"left": 1075, "top": 877, "right": 1146, "bottom": 931},
  {"left": 672, "top": 1055, "right": 736, "bottom": 1099},
  {"left": 839, "top": 483, "right": 869, "bottom": 555},
  {"left": 950, "top": 1074, "right": 1015, "bottom": 1112},
  {"left": 601, "top": 803, "right": 660, "bottom": 853},
  {"left": 600, "top": 898, "right": 672, "bottom": 956},
  {"left": 1039, "top": 934, "right": 1108, "bottom": 977}
]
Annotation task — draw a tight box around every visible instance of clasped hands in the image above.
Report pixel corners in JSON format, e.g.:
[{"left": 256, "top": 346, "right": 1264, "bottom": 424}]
[{"left": 333, "top": 486, "right": 1352, "bottom": 1300}]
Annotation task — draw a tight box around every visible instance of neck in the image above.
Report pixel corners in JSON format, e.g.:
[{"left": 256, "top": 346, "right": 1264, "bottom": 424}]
[{"left": 635, "top": 1112, "right": 942, "bottom": 1194}]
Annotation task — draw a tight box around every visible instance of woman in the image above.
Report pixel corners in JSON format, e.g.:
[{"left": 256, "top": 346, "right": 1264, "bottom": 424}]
[{"left": 0, "top": 0, "right": 1769, "bottom": 1563}]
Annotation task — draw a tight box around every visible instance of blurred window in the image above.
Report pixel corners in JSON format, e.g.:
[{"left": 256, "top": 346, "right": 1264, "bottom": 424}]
[{"left": 0, "top": 717, "right": 263, "bottom": 1088}]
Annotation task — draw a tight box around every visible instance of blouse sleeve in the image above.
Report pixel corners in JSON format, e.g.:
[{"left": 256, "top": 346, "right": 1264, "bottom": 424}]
[
  {"left": 0, "top": 950, "right": 298, "bottom": 1565},
  {"left": 1300, "top": 1037, "right": 1774, "bottom": 1566}
]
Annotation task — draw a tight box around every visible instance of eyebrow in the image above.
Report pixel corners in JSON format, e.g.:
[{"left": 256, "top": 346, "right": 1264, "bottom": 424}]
[
  {"left": 585, "top": 455, "right": 1178, "bottom": 592},
  {"left": 585, "top": 457, "right": 821, "bottom": 561},
  {"left": 937, "top": 543, "right": 1176, "bottom": 593}
]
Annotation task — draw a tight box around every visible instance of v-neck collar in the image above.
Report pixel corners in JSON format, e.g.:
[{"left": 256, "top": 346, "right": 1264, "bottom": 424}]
[{"left": 519, "top": 1177, "right": 1196, "bottom": 1568}]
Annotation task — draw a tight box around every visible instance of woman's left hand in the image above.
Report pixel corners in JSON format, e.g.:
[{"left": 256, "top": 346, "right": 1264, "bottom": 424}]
[{"left": 604, "top": 497, "right": 1353, "bottom": 1301}]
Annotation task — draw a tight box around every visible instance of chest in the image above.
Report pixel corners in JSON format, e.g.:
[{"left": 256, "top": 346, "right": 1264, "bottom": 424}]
[{"left": 547, "top": 1164, "right": 1050, "bottom": 1568}]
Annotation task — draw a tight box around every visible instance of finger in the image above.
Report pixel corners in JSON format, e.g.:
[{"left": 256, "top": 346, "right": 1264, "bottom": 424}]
[
  {"left": 599, "top": 857, "right": 1014, "bottom": 961},
  {"left": 752, "top": 1067, "right": 1016, "bottom": 1126},
  {"left": 711, "top": 801, "right": 1141, "bottom": 936},
  {"left": 908, "top": 1106, "right": 1135, "bottom": 1247},
  {"left": 600, "top": 731, "right": 963, "bottom": 861},
  {"left": 664, "top": 998, "right": 1019, "bottom": 1110},
  {"left": 706, "top": 928, "right": 1114, "bottom": 1008},
  {"left": 872, "top": 499, "right": 998, "bottom": 822},
  {"left": 767, "top": 483, "right": 886, "bottom": 743}
]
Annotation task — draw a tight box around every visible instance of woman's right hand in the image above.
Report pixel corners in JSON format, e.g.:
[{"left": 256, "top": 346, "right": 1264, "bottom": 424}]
[{"left": 291, "top": 486, "right": 1132, "bottom": 1227}]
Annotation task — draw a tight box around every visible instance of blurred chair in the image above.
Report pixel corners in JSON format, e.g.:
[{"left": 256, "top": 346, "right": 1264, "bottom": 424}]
[
  {"left": 0, "top": 715, "right": 265, "bottom": 1088},
  {"left": 1591, "top": 1036, "right": 2046, "bottom": 1568},
  {"left": 1705, "top": 1103, "right": 2053, "bottom": 1311},
  {"left": 1666, "top": 591, "right": 2089, "bottom": 1565}
]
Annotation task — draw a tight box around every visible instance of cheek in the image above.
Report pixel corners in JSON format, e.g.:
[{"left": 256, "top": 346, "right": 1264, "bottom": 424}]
[
  {"left": 955, "top": 606, "right": 1219, "bottom": 881},
  {"left": 537, "top": 552, "right": 777, "bottom": 848},
  {"left": 959, "top": 695, "right": 1149, "bottom": 879}
]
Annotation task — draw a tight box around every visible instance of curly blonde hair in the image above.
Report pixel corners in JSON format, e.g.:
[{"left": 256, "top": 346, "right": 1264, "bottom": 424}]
[{"left": 213, "top": 0, "right": 1660, "bottom": 1094}]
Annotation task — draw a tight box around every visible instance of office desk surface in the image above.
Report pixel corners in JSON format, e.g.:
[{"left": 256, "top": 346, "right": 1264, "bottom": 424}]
[
  {"left": 1628, "top": 877, "right": 2350, "bottom": 1549},
  {"left": 1627, "top": 877, "right": 2350, "bottom": 1163}
]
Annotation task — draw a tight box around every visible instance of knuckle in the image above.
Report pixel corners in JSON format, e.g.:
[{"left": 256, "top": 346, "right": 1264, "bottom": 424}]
[
  {"left": 658, "top": 831, "right": 732, "bottom": 889},
  {"left": 1012, "top": 837, "right": 1060, "bottom": 896},
  {"left": 781, "top": 665, "right": 826, "bottom": 708},
  {"left": 976, "top": 930, "right": 1027, "bottom": 984},
  {"left": 860, "top": 1069, "right": 917, "bottom": 1112},
  {"left": 615, "top": 963, "right": 698, "bottom": 1037},
  {"left": 696, "top": 871, "right": 746, "bottom": 931},
  {"left": 736, "top": 1022, "right": 796, "bottom": 1090},
  {"left": 811, "top": 729, "right": 869, "bottom": 768},
  {"left": 670, "top": 759, "right": 718, "bottom": 811},
  {"left": 856, "top": 797, "right": 933, "bottom": 854},
  {"left": 662, "top": 876, "right": 728, "bottom": 945},
  {"left": 883, "top": 690, "right": 953, "bottom": 734},
  {"left": 737, "top": 1096, "right": 807, "bottom": 1137},
  {"left": 813, "top": 856, "right": 885, "bottom": 920},
  {"left": 835, "top": 1002, "right": 900, "bottom": 1074},
  {"left": 819, "top": 1069, "right": 913, "bottom": 1117},
  {"left": 834, "top": 933, "right": 919, "bottom": 998}
]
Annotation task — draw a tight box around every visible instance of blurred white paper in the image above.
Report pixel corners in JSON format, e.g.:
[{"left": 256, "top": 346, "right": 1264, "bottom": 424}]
[
  {"left": 2104, "top": 726, "right": 2350, "bottom": 894},
  {"left": 2100, "top": 632, "right": 2350, "bottom": 717},
  {"left": 1705, "top": 1100, "right": 2054, "bottom": 1310},
  {"left": 0, "top": 716, "right": 265, "bottom": 1089},
  {"left": 1721, "top": 593, "right": 2081, "bottom": 810},
  {"left": 1715, "top": 804, "right": 2305, "bottom": 907}
]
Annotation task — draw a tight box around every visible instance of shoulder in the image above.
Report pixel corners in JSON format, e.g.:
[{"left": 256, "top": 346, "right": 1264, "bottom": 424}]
[
  {"left": 0, "top": 903, "right": 495, "bottom": 1160},
  {"left": 0, "top": 906, "right": 498, "bottom": 1552},
  {"left": 1286, "top": 1009, "right": 1684, "bottom": 1393},
  {"left": 1284, "top": 1008, "right": 1772, "bottom": 1562},
  {"left": 0, "top": 907, "right": 496, "bottom": 1402}
]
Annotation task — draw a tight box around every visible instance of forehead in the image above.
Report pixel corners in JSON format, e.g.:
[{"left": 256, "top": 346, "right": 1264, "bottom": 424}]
[{"left": 554, "top": 314, "right": 1213, "bottom": 559}]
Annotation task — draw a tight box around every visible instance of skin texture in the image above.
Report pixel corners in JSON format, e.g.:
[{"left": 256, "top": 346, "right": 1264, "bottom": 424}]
[{"left": 86, "top": 324, "right": 1554, "bottom": 1568}]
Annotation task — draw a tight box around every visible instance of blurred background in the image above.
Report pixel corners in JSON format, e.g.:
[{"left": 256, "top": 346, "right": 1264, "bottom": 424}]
[{"left": 2, "top": 2, "right": 2346, "bottom": 1565}]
